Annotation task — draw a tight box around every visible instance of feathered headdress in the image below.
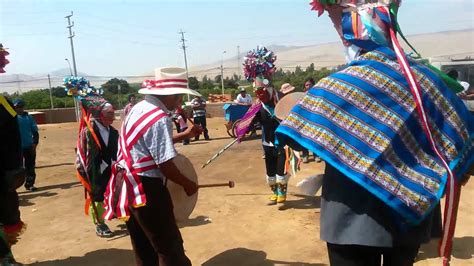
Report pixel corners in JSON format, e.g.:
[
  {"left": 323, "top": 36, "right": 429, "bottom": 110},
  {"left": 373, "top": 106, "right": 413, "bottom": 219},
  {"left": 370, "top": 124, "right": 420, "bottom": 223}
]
[
  {"left": 0, "top": 44, "right": 10, "bottom": 73},
  {"left": 64, "top": 76, "right": 107, "bottom": 118},
  {"left": 243, "top": 45, "right": 277, "bottom": 83}
]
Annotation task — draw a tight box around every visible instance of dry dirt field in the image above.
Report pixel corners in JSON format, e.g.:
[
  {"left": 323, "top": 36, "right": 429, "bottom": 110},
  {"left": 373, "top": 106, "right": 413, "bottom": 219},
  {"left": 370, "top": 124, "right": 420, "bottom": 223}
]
[{"left": 11, "top": 117, "right": 474, "bottom": 265}]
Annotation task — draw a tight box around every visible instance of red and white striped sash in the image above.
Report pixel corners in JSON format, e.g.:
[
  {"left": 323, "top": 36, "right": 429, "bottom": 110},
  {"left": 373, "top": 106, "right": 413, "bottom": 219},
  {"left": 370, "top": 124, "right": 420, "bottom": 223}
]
[
  {"left": 104, "top": 106, "right": 167, "bottom": 221},
  {"left": 384, "top": 7, "right": 460, "bottom": 266}
]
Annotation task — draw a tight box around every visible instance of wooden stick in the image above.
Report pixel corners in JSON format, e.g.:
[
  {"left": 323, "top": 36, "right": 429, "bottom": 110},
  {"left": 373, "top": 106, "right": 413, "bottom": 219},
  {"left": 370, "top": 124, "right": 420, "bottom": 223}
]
[
  {"left": 201, "top": 138, "right": 238, "bottom": 168},
  {"left": 198, "top": 181, "right": 235, "bottom": 189}
]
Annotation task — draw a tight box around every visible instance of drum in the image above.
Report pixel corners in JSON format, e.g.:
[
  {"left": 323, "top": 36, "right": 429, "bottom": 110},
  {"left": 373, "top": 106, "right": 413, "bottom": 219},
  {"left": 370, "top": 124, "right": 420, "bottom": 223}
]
[
  {"left": 275, "top": 92, "right": 305, "bottom": 120},
  {"left": 167, "top": 154, "right": 199, "bottom": 222}
]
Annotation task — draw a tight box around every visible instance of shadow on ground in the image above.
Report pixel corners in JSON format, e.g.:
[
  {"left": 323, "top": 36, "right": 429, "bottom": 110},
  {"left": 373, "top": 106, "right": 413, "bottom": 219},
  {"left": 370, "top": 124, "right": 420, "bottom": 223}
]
[
  {"left": 27, "top": 248, "right": 135, "bottom": 266},
  {"left": 417, "top": 236, "right": 474, "bottom": 261},
  {"left": 277, "top": 195, "right": 321, "bottom": 210},
  {"left": 202, "top": 247, "right": 327, "bottom": 266},
  {"left": 178, "top": 215, "right": 212, "bottom": 228},
  {"left": 19, "top": 191, "right": 58, "bottom": 206},
  {"left": 18, "top": 181, "right": 81, "bottom": 195},
  {"left": 18, "top": 181, "right": 80, "bottom": 206},
  {"left": 36, "top": 162, "right": 75, "bottom": 169}
]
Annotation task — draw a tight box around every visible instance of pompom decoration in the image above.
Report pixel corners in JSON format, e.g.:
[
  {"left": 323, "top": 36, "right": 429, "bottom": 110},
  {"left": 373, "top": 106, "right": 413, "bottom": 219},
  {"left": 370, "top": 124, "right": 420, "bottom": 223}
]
[
  {"left": 63, "top": 76, "right": 103, "bottom": 97},
  {"left": 0, "top": 44, "right": 10, "bottom": 74},
  {"left": 243, "top": 45, "right": 277, "bottom": 82}
]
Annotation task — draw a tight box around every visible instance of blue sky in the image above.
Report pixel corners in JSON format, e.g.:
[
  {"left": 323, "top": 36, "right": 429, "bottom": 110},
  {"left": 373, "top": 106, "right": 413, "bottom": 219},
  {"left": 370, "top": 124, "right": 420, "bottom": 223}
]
[{"left": 1, "top": 0, "right": 473, "bottom": 76}]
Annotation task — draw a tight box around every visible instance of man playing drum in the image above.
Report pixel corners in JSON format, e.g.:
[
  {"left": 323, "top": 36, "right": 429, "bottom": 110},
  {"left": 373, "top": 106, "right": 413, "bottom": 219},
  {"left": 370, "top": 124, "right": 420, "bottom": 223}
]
[{"left": 104, "top": 67, "right": 202, "bottom": 266}]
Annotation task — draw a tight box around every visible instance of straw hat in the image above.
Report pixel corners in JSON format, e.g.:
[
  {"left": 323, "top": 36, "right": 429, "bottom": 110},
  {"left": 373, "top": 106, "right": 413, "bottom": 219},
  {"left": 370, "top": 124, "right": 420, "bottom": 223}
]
[
  {"left": 280, "top": 83, "right": 295, "bottom": 94},
  {"left": 138, "top": 67, "right": 201, "bottom": 96}
]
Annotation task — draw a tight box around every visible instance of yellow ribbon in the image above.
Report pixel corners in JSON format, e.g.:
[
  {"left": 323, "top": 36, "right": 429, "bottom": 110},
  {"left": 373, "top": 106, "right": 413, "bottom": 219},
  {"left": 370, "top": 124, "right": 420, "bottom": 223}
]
[{"left": 0, "top": 96, "right": 16, "bottom": 117}]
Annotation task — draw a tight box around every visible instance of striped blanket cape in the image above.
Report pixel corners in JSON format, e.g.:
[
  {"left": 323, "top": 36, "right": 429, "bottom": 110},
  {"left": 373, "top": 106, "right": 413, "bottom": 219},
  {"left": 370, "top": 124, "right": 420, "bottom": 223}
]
[{"left": 275, "top": 47, "right": 474, "bottom": 224}]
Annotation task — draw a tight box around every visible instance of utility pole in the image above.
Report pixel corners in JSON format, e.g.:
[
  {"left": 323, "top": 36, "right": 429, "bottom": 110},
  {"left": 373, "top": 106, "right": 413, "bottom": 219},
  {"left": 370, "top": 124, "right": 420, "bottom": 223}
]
[
  {"left": 118, "top": 84, "right": 122, "bottom": 109},
  {"left": 179, "top": 29, "right": 190, "bottom": 101},
  {"left": 65, "top": 11, "right": 79, "bottom": 121},
  {"left": 65, "top": 12, "right": 77, "bottom": 76},
  {"left": 48, "top": 74, "right": 54, "bottom": 109},
  {"left": 221, "top": 51, "right": 226, "bottom": 96},
  {"left": 237, "top": 45, "right": 241, "bottom": 79}
]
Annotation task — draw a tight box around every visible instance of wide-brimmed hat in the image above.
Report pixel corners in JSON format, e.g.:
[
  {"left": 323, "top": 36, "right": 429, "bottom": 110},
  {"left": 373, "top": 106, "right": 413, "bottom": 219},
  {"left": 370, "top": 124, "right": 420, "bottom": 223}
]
[
  {"left": 138, "top": 67, "right": 201, "bottom": 96},
  {"left": 280, "top": 83, "right": 295, "bottom": 94}
]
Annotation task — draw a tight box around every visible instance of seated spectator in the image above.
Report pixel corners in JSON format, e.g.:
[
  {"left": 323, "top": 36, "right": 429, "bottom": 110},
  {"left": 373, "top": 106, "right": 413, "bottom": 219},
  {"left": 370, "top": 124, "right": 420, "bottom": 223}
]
[{"left": 234, "top": 88, "right": 252, "bottom": 105}]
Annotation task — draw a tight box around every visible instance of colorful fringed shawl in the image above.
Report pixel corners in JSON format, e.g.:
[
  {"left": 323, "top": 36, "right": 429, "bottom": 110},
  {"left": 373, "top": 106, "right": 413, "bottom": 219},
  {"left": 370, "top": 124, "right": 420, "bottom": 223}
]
[{"left": 275, "top": 47, "right": 474, "bottom": 224}]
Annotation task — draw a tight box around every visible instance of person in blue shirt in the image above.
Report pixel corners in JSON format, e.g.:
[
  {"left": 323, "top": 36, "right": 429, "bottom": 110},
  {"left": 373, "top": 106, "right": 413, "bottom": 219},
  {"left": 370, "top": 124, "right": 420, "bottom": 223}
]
[{"left": 13, "top": 99, "right": 39, "bottom": 191}]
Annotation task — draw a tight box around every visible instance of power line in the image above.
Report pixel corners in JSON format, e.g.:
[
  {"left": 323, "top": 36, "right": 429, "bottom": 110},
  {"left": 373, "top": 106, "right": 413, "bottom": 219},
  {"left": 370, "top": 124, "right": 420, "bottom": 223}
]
[{"left": 76, "top": 31, "right": 176, "bottom": 47}]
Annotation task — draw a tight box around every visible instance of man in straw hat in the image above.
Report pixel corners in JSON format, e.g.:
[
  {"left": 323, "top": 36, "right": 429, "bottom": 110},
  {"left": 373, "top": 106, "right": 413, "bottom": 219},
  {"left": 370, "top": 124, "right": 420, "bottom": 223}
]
[
  {"left": 104, "top": 67, "right": 201, "bottom": 266},
  {"left": 275, "top": 1, "right": 474, "bottom": 265}
]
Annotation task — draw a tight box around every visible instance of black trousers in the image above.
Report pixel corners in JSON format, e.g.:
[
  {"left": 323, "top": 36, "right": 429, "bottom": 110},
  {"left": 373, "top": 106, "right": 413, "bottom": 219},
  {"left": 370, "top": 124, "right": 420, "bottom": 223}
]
[
  {"left": 263, "top": 145, "right": 286, "bottom": 177},
  {"left": 22, "top": 147, "right": 36, "bottom": 187},
  {"left": 193, "top": 116, "right": 209, "bottom": 139},
  {"left": 0, "top": 183, "right": 20, "bottom": 258},
  {"left": 327, "top": 243, "right": 419, "bottom": 266},
  {"left": 126, "top": 177, "right": 191, "bottom": 266}
]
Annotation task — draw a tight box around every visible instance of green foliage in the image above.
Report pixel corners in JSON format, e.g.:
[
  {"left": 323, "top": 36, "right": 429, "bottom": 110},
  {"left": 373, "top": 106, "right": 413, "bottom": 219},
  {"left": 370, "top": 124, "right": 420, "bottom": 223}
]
[
  {"left": 224, "top": 77, "right": 239, "bottom": 89},
  {"left": 51, "top": 86, "right": 67, "bottom": 97},
  {"left": 101, "top": 78, "right": 131, "bottom": 94},
  {"left": 188, "top": 77, "right": 199, "bottom": 91},
  {"left": 11, "top": 89, "right": 75, "bottom": 109},
  {"left": 6, "top": 66, "right": 335, "bottom": 109}
]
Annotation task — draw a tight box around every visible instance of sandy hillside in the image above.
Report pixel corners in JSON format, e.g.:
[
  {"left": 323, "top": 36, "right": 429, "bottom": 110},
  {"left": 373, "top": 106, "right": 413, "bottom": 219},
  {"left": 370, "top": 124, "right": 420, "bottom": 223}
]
[
  {"left": 11, "top": 118, "right": 474, "bottom": 265},
  {"left": 189, "top": 29, "right": 474, "bottom": 78}
]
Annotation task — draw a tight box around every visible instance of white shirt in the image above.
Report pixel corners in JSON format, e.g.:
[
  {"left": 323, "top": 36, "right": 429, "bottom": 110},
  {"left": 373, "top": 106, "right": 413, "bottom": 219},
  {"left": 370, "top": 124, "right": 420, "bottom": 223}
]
[
  {"left": 94, "top": 120, "right": 110, "bottom": 146},
  {"left": 120, "top": 95, "right": 177, "bottom": 178},
  {"left": 234, "top": 93, "right": 252, "bottom": 104}
]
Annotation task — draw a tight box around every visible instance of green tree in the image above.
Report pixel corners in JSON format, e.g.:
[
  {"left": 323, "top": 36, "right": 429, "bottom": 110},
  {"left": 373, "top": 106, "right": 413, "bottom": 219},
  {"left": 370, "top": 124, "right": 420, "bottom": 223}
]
[
  {"left": 224, "top": 78, "right": 239, "bottom": 89},
  {"left": 51, "top": 86, "right": 67, "bottom": 97},
  {"left": 101, "top": 78, "right": 131, "bottom": 94},
  {"left": 188, "top": 76, "right": 199, "bottom": 91}
]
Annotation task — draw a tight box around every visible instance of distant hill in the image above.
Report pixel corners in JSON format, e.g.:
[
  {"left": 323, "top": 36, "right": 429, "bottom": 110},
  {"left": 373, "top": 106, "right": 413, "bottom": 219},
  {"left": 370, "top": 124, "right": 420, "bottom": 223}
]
[
  {"left": 1, "top": 29, "right": 473, "bottom": 94},
  {"left": 189, "top": 29, "right": 474, "bottom": 79}
]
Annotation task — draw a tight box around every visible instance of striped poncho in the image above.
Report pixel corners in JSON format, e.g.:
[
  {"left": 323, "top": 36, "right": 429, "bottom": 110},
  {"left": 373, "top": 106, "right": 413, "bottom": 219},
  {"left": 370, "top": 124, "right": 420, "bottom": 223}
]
[{"left": 275, "top": 47, "right": 474, "bottom": 224}]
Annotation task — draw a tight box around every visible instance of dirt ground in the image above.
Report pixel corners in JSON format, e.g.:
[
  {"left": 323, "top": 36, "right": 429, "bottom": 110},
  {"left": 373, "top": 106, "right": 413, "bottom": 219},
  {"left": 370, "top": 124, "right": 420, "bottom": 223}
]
[{"left": 11, "top": 117, "right": 474, "bottom": 265}]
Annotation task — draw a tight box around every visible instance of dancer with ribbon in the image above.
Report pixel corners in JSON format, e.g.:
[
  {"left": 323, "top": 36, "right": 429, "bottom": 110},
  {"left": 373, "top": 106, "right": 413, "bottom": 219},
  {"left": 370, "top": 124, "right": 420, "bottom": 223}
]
[
  {"left": 235, "top": 45, "right": 294, "bottom": 206},
  {"left": 275, "top": 1, "right": 474, "bottom": 265},
  {"left": 0, "top": 44, "right": 25, "bottom": 266},
  {"left": 66, "top": 77, "right": 118, "bottom": 238}
]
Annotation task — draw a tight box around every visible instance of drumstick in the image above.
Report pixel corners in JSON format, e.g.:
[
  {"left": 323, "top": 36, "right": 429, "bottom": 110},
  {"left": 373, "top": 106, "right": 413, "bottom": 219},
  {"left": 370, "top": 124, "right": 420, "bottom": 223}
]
[{"left": 198, "top": 181, "right": 235, "bottom": 188}]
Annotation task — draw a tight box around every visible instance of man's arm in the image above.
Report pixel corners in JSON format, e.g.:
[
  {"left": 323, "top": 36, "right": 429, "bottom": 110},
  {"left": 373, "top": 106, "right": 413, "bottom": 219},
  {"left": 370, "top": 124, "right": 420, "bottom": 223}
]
[
  {"left": 30, "top": 115, "right": 39, "bottom": 150},
  {"left": 172, "top": 123, "right": 202, "bottom": 143},
  {"left": 159, "top": 159, "right": 198, "bottom": 196}
]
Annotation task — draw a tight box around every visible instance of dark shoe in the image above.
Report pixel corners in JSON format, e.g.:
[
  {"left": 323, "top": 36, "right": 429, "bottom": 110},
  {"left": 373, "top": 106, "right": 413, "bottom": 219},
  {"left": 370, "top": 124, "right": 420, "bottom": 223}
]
[
  {"left": 96, "top": 223, "right": 113, "bottom": 238},
  {"left": 1, "top": 255, "right": 22, "bottom": 266},
  {"left": 204, "top": 137, "right": 210, "bottom": 140},
  {"left": 302, "top": 156, "right": 309, "bottom": 164},
  {"left": 194, "top": 137, "right": 199, "bottom": 141},
  {"left": 25, "top": 185, "right": 37, "bottom": 191}
]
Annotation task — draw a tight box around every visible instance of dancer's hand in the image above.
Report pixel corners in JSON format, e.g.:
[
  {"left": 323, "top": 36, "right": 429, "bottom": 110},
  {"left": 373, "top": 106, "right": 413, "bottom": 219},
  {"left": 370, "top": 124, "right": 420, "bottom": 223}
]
[
  {"left": 183, "top": 179, "right": 198, "bottom": 196},
  {"left": 185, "top": 124, "right": 203, "bottom": 138}
]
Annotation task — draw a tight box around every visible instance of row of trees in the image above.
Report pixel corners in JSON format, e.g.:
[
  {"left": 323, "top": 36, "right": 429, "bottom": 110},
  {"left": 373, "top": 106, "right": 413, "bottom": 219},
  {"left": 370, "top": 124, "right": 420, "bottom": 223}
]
[{"left": 3, "top": 64, "right": 336, "bottom": 109}]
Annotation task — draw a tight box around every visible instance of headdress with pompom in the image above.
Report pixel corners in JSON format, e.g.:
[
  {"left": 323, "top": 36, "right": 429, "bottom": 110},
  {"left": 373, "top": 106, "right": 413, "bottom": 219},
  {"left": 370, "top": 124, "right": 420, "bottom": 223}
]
[{"left": 242, "top": 45, "right": 276, "bottom": 85}]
